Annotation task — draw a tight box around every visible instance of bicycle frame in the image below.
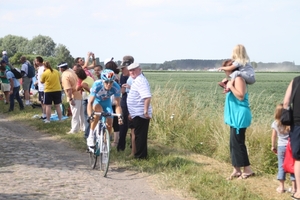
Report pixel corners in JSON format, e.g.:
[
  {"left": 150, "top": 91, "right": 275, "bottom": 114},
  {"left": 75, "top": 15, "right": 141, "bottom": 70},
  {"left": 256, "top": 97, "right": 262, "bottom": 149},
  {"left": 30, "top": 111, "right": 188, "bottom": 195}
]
[{"left": 88, "top": 111, "right": 122, "bottom": 177}]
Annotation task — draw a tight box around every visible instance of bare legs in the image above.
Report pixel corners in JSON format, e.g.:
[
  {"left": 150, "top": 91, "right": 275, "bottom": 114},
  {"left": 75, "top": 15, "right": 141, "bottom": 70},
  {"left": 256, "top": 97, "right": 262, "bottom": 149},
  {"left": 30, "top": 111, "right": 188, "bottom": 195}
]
[
  {"left": 4, "top": 91, "right": 9, "bottom": 104},
  {"left": 24, "top": 90, "right": 30, "bottom": 105},
  {"left": 54, "top": 104, "right": 62, "bottom": 120},
  {"left": 89, "top": 104, "right": 113, "bottom": 133},
  {"left": 90, "top": 104, "right": 102, "bottom": 131},
  {"left": 41, "top": 102, "right": 46, "bottom": 117},
  {"left": 112, "top": 131, "right": 119, "bottom": 147},
  {"left": 45, "top": 105, "right": 52, "bottom": 121},
  {"left": 293, "top": 161, "right": 300, "bottom": 197},
  {"left": 45, "top": 104, "right": 62, "bottom": 121}
]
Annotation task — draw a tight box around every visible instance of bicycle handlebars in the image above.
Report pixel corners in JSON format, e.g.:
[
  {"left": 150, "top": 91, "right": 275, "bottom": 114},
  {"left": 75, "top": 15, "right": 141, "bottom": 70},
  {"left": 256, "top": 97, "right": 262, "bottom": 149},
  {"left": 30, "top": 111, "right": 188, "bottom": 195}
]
[{"left": 87, "top": 111, "right": 122, "bottom": 123}]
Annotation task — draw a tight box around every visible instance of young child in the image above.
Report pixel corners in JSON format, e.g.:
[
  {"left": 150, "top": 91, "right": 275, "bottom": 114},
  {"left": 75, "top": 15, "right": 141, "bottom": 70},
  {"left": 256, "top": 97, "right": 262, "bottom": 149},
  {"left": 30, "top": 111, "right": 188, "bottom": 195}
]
[
  {"left": 271, "top": 103, "right": 296, "bottom": 194},
  {"left": 218, "top": 59, "right": 234, "bottom": 93},
  {"left": 218, "top": 44, "right": 256, "bottom": 93}
]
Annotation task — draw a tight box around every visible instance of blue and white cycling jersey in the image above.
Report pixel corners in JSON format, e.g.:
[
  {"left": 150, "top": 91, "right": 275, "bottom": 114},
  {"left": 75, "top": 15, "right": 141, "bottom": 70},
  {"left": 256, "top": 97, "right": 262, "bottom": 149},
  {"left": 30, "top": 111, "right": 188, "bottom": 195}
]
[{"left": 90, "top": 80, "right": 121, "bottom": 103}]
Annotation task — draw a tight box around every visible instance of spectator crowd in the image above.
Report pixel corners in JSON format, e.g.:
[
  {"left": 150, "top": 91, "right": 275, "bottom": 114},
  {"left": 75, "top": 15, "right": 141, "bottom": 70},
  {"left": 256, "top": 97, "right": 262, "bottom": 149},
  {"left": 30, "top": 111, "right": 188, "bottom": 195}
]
[{"left": 0, "top": 51, "right": 152, "bottom": 160}]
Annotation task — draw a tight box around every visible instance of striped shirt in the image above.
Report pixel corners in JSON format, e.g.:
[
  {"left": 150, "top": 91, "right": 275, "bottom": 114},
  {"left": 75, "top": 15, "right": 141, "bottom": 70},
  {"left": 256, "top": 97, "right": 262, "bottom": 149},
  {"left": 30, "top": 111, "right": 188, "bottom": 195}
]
[{"left": 127, "top": 74, "right": 152, "bottom": 118}]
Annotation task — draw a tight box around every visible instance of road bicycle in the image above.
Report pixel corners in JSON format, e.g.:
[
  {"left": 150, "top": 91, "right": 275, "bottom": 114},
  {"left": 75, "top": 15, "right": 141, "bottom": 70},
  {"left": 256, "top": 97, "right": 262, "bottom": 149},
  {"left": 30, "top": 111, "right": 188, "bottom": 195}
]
[{"left": 87, "top": 111, "right": 122, "bottom": 177}]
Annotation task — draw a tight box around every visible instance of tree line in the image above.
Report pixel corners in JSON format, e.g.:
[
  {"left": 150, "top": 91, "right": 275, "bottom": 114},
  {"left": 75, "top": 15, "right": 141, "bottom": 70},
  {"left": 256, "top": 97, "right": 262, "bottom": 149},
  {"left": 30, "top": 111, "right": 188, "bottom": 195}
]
[
  {"left": 1, "top": 34, "right": 298, "bottom": 72},
  {"left": 0, "top": 34, "right": 74, "bottom": 69},
  {"left": 141, "top": 60, "right": 300, "bottom": 71}
]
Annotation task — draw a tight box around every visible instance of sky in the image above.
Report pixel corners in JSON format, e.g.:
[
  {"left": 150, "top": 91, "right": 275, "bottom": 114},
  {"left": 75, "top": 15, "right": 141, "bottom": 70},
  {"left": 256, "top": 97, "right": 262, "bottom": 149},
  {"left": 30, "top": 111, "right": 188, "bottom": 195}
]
[{"left": 1, "top": 0, "right": 299, "bottom": 64}]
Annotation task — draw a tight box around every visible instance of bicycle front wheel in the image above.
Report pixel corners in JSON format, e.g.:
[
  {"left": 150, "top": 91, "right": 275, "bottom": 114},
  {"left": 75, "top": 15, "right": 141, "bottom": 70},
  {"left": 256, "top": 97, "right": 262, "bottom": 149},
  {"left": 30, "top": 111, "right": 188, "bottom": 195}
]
[
  {"left": 89, "top": 151, "right": 97, "bottom": 169},
  {"left": 99, "top": 129, "right": 110, "bottom": 177}
]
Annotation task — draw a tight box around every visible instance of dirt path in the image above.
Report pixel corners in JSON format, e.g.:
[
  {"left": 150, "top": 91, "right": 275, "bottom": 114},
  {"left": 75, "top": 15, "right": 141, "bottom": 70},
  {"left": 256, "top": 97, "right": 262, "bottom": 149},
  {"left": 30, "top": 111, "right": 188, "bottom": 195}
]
[{"left": 0, "top": 115, "right": 186, "bottom": 200}]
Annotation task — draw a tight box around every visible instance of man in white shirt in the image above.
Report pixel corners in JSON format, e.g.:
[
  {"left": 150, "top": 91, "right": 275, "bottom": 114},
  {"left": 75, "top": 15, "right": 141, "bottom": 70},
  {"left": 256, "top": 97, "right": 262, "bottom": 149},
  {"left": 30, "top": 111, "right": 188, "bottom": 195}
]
[
  {"left": 127, "top": 63, "right": 152, "bottom": 159},
  {"left": 35, "top": 56, "right": 46, "bottom": 119}
]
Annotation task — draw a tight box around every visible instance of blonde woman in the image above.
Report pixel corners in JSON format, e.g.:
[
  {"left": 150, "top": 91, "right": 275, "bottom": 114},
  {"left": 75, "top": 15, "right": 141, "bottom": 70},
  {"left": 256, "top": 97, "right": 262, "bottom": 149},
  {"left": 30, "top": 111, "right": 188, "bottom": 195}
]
[
  {"left": 218, "top": 44, "right": 256, "bottom": 93},
  {"left": 40, "top": 61, "right": 63, "bottom": 123}
]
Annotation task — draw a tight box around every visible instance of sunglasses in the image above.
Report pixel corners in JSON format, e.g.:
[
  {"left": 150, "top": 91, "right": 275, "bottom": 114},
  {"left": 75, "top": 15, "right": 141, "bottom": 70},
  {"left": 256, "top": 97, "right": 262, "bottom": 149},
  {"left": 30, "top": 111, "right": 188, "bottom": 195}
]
[{"left": 104, "top": 80, "right": 114, "bottom": 84}]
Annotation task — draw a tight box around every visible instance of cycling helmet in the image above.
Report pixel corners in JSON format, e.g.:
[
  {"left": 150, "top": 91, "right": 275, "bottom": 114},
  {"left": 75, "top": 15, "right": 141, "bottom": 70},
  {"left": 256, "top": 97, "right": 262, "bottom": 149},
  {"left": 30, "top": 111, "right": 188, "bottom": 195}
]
[{"left": 101, "top": 69, "right": 115, "bottom": 81}]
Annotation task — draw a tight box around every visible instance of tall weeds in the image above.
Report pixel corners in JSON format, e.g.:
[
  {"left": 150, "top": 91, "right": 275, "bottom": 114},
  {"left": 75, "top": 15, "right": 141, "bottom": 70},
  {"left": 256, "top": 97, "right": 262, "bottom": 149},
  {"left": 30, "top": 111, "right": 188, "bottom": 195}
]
[{"left": 150, "top": 84, "right": 278, "bottom": 174}]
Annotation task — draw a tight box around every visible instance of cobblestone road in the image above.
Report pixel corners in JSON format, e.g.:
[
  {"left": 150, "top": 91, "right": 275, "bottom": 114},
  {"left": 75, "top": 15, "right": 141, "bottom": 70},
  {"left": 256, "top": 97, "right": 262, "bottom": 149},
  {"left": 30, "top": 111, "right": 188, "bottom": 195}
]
[{"left": 0, "top": 116, "right": 183, "bottom": 200}]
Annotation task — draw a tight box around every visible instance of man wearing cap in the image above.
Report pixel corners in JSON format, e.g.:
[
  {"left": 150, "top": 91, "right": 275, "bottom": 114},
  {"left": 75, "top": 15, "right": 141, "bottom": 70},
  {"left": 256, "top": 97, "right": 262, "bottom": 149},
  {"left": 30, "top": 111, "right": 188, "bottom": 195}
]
[
  {"left": 58, "top": 62, "right": 84, "bottom": 134},
  {"left": 127, "top": 63, "right": 152, "bottom": 159},
  {"left": 2, "top": 51, "right": 9, "bottom": 66},
  {"left": 0, "top": 60, "right": 11, "bottom": 104},
  {"left": 117, "top": 56, "right": 135, "bottom": 153}
]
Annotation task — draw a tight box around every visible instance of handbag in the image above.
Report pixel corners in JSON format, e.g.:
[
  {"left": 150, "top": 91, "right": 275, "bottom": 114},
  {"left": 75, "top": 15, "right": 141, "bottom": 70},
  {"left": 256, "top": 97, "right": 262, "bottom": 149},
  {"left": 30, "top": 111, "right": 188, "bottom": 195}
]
[
  {"left": 281, "top": 108, "right": 293, "bottom": 125},
  {"left": 283, "top": 138, "right": 295, "bottom": 173},
  {"left": 281, "top": 81, "right": 299, "bottom": 125}
]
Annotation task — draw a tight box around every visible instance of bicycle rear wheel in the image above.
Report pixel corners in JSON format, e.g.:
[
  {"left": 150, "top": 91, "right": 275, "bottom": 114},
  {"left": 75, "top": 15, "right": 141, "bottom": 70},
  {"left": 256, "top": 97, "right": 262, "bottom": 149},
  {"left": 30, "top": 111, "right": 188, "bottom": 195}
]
[{"left": 99, "top": 129, "right": 110, "bottom": 177}]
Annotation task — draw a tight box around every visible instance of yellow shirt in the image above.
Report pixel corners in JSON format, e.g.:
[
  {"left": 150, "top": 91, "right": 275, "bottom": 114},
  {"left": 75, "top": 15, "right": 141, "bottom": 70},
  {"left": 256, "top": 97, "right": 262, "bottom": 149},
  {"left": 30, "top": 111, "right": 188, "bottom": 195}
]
[
  {"left": 40, "top": 69, "right": 62, "bottom": 92},
  {"left": 61, "top": 69, "right": 82, "bottom": 100},
  {"left": 82, "top": 76, "right": 94, "bottom": 95}
]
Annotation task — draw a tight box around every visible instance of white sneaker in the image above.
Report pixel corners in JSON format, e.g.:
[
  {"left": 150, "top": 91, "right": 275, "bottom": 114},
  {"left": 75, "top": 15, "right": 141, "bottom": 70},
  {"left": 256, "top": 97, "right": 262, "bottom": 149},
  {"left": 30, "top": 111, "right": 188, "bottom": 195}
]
[
  {"left": 87, "top": 136, "right": 95, "bottom": 146},
  {"left": 44, "top": 119, "right": 50, "bottom": 123}
]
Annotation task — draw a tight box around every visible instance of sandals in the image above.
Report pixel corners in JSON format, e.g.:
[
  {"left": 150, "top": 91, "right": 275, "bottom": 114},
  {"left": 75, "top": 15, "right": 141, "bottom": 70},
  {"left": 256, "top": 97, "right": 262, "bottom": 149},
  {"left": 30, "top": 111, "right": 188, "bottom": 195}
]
[
  {"left": 226, "top": 172, "right": 241, "bottom": 180},
  {"left": 288, "top": 187, "right": 296, "bottom": 195},
  {"left": 276, "top": 187, "right": 285, "bottom": 193},
  {"left": 291, "top": 194, "right": 300, "bottom": 200},
  {"left": 238, "top": 173, "right": 255, "bottom": 179}
]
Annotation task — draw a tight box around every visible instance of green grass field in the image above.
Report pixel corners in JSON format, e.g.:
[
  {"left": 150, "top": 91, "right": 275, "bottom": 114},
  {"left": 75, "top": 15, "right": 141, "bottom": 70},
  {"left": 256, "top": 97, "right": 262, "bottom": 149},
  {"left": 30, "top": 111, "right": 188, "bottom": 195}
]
[
  {"left": 145, "top": 71, "right": 296, "bottom": 121},
  {"left": 143, "top": 71, "right": 298, "bottom": 173},
  {"left": 1, "top": 71, "right": 298, "bottom": 200}
]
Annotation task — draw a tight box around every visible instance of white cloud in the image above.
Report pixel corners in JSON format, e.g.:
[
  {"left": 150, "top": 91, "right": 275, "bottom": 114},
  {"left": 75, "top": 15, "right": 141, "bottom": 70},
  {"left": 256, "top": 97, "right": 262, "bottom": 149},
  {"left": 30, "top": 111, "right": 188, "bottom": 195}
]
[
  {"left": 126, "top": 0, "right": 170, "bottom": 7},
  {"left": 34, "top": 6, "right": 67, "bottom": 18},
  {"left": 0, "top": 12, "right": 16, "bottom": 22}
]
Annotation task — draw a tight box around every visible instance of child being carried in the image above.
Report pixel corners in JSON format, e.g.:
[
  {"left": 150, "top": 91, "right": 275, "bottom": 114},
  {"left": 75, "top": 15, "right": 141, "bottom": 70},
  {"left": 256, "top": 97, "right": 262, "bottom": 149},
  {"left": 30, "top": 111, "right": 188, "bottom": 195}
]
[{"left": 218, "top": 44, "right": 256, "bottom": 93}]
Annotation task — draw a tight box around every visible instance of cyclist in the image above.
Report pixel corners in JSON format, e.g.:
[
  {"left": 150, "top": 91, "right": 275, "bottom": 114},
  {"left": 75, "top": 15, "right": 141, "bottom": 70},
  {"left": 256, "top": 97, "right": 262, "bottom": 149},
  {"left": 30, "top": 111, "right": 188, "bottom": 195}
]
[{"left": 87, "top": 69, "right": 123, "bottom": 147}]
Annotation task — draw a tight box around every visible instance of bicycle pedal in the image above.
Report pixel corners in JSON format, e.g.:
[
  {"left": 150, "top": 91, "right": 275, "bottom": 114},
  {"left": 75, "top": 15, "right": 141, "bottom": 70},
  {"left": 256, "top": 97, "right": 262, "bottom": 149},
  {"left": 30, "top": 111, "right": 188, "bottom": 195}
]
[{"left": 87, "top": 146, "right": 95, "bottom": 153}]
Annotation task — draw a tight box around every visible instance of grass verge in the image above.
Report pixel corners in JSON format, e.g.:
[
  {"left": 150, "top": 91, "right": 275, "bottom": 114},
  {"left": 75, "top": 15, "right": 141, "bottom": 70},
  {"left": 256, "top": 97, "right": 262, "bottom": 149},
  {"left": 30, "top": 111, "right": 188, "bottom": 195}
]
[{"left": 0, "top": 95, "right": 289, "bottom": 200}]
